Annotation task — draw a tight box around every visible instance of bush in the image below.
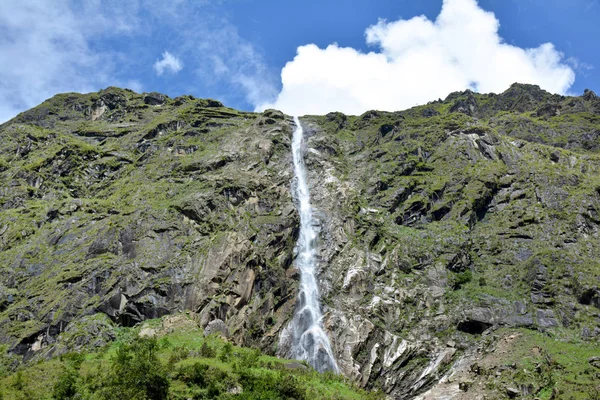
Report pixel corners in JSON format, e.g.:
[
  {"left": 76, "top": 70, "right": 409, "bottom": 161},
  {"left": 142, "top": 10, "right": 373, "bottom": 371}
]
[
  {"left": 97, "top": 336, "right": 169, "bottom": 400},
  {"left": 168, "top": 344, "right": 190, "bottom": 365},
  {"left": 235, "top": 348, "right": 261, "bottom": 370},
  {"left": 0, "top": 344, "right": 18, "bottom": 378},
  {"left": 12, "top": 371, "right": 25, "bottom": 391},
  {"left": 52, "top": 367, "right": 80, "bottom": 400},
  {"left": 219, "top": 342, "right": 233, "bottom": 363},
  {"left": 59, "top": 352, "right": 85, "bottom": 367},
  {"left": 199, "top": 342, "right": 216, "bottom": 358},
  {"left": 274, "top": 374, "right": 306, "bottom": 400},
  {"left": 176, "top": 362, "right": 236, "bottom": 398},
  {"left": 53, "top": 352, "right": 85, "bottom": 399},
  {"left": 237, "top": 369, "right": 307, "bottom": 400},
  {"left": 451, "top": 270, "right": 473, "bottom": 289},
  {"left": 176, "top": 363, "right": 210, "bottom": 387},
  {"left": 11, "top": 371, "right": 34, "bottom": 399}
]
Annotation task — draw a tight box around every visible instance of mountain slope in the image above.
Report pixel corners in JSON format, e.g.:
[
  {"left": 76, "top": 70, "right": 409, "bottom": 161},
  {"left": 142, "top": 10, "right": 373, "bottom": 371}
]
[{"left": 1, "top": 84, "right": 600, "bottom": 398}]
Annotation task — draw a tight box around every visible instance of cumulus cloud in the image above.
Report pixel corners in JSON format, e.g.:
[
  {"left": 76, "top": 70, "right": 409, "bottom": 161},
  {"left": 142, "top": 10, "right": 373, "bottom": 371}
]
[
  {"left": 153, "top": 51, "right": 183, "bottom": 76},
  {"left": 260, "top": 0, "right": 576, "bottom": 115}
]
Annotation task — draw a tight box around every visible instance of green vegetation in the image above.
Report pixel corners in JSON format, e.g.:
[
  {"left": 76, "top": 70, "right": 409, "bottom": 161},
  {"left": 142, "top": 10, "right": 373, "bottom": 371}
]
[
  {"left": 0, "top": 315, "right": 380, "bottom": 400},
  {"left": 473, "top": 328, "right": 600, "bottom": 400}
]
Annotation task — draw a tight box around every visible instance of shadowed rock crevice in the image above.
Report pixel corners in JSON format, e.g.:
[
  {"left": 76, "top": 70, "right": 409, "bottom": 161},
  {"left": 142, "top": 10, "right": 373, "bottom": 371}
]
[{"left": 457, "top": 319, "right": 493, "bottom": 335}]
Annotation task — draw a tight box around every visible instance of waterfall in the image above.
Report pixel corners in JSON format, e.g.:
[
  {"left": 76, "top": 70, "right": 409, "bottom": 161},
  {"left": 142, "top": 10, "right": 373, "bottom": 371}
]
[{"left": 287, "top": 116, "right": 339, "bottom": 373}]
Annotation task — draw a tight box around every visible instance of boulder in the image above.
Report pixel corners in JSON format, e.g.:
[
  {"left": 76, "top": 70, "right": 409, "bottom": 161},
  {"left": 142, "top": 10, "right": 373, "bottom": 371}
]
[
  {"left": 204, "top": 319, "right": 229, "bottom": 339},
  {"left": 144, "top": 92, "right": 167, "bottom": 105},
  {"left": 583, "top": 89, "right": 598, "bottom": 101}
]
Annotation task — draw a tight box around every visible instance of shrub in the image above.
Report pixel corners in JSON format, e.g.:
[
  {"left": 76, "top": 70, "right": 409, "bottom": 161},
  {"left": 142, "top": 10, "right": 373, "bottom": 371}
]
[
  {"left": 274, "top": 374, "right": 307, "bottom": 400},
  {"left": 12, "top": 371, "right": 25, "bottom": 391},
  {"left": 219, "top": 342, "right": 233, "bottom": 363},
  {"left": 237, "top": 369, "right": 307, "bottom": 400},
  {"left": 168, "top": 344, "right": 190, "bottom": 365},
  {"left": 97, "top": 336, "right": 169, "bottom": 400},
  {"left": 176, "top": 362, "right": 210, "bottom": 387},
  {"left": 176, "top": 362, "right": 236, "bottom": 398},
  {"left": 52, "top": 367, "right": 80, "bottom": 400},
  {"left": 236, "top": 348, "right": 261, "bottom": 370},
  {"left": 0, "top": 344, "right": 17, "bottom": 378},
  {"left": 59, "top": 352, "right": 85, "bottom": 367},
  {"left": 53, "top": 352, "right": 85, "bottom": 399},
  {"left": 451, "top": 270, "right": 473, "bottom": 289},
  {"left": 199, "top": 342, "right": 216, "bottom": 358}
]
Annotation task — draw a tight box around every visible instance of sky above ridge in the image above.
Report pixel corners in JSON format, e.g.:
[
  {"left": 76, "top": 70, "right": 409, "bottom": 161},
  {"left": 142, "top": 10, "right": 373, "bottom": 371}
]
[{"left": 0, "top": 0, "right": 598, "bottom": 121}]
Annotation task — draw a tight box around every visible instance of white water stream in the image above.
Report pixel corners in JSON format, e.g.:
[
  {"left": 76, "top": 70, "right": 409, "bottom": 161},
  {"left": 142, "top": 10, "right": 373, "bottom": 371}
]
[{"left": 287, "top": 116, "right": 339, "bottom": 373}]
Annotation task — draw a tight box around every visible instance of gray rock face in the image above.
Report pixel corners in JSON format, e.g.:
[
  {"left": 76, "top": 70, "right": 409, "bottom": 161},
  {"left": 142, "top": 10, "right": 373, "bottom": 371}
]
[
  {"left": 0, "top": 100, "right": 300, "bottom": 367},
  {"left": 143, "top": 92, "right": 167, "bottom": 105},
  {"left": 583, "top": 89, "right": 598, "bottom": 101},
  {"left": 528, "top": 260, "right": 554, "bottom": 305},
  {"left": 204, "top": 319, "right": 229, "bottom": 338},
  {"left": 535, "top": 309, "right": 559, "bottom": 329}
]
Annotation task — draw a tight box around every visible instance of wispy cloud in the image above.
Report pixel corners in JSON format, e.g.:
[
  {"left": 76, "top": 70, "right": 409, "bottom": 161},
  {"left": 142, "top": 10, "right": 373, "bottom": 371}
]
[
  {"left": 145, "top": 3, "right": 277, "bottom": 108},
  {"left": 0, "top": 0, "right": 275, "bottom": 122},
  {"left": 567, "top": 57, "right": 594, "bottom": 78},
  {"left": 0, "top": 0, "right": 145, "bottom": 122},
  {"left": 261, "top": 0, "right": 576, "bottom": 115},
  {"left": 153, "top": 51, "right": 183, "bottom": 76},
  {"left": 189, "top": 24, "right": 277, "bottom": 106}
]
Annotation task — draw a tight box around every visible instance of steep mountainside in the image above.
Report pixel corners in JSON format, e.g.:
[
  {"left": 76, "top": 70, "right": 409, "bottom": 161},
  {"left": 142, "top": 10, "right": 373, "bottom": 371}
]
[{"left": 1, "top": 84, "right": 600, "bottom": 398}]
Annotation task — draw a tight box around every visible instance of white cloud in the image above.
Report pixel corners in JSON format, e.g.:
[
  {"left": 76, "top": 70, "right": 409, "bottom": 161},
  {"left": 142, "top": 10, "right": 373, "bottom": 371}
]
[
  {"left": 260, "top": 0, "right": 576, "bottom": 115},
  {"left": 141, "top": 4, "right": 276, "bottom": 106},
  {"left": 188, "top": 24, "right": 277, "bottom": 107},
  {"left": 0, "top": 0, "right": 141, "bottom": 123},
  {"left": 566, "top": 57, "right": 594, "bottom": 78},
  {"left": 153, "top": 51, "right": 183, "bottom": 76},
  {"left": 0, "top": 0, "right": 274, "bottom": 123}
]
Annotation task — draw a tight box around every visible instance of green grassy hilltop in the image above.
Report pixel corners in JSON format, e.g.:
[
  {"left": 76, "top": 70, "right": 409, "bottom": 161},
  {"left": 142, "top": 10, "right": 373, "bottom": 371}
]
[{"left": 0, "top": 314, "right": 378, "bottom": 399}]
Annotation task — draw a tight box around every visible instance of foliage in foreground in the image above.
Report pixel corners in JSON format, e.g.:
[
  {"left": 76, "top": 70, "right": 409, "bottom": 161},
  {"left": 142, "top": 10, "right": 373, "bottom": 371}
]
[{"left": 0, "top": 319, "right": 382, "bottom": 400}]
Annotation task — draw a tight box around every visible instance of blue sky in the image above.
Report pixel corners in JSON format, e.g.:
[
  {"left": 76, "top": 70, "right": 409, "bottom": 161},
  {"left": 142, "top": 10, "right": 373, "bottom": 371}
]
[{"left": 0, "top": 0, "right": 598, "bottom": 121}]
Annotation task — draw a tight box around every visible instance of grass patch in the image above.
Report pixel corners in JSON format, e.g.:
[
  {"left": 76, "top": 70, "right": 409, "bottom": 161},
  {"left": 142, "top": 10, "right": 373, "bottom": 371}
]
[{"left": 0, "top": 315, "right": 382, "bottom": 400}]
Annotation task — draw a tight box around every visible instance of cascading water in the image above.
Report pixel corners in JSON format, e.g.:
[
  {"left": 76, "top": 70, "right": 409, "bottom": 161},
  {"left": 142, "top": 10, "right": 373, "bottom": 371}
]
[{"left": 287, "top": 116, "right": 339, "bottom": 373}]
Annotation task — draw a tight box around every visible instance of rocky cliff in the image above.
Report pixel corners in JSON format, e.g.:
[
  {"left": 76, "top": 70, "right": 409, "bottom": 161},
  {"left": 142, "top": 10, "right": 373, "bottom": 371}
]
[{"left": 1, "top": 84, "right": 600, "bottom": 398}]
